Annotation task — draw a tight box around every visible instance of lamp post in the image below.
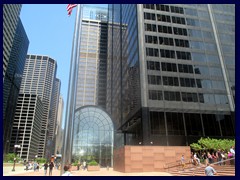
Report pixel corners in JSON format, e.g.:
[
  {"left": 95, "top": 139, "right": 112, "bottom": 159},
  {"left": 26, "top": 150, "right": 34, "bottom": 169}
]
[
  {"left": 12, "top": 144, "right": 21, "bottom": 171},
  {"left": 35, "top": 155, "right": 38, "bottom": 161},
  {"left": 79, "top": 150, "right": 84, "bottom": 161}
]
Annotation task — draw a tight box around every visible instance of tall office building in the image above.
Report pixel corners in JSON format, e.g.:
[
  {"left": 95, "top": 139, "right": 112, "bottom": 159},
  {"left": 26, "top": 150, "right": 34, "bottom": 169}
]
[
  {"left": 3, "top": 4, "right": 22, "bottom": 79},
  {"left": 55, "top": 95, "right": 64, "bottom": 155},
  {"left": 3, "top": 16, "right": 29, "bottom": 155},
  {"left": 63, "top": 4, "right": 114, "bottom": 167},
  {"left": 18, "top": 55, "right": 57, "bottom": 158},
  {"left": 10, "top": 94, "right": 43, "bottom": 160},
  {"left": 107, "top": 4, "right": 235, "bottom": 146},
  {"left": 45, "top": 78, "right": 61, "bottom": 158},
  {"left": 75, "top": 4, "right": 108, "bottom": 109}
]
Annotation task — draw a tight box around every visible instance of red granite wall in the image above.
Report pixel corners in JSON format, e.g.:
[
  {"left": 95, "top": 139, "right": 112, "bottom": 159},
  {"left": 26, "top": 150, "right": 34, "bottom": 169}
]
[{"left": 113, "top": 146, "right": 191, "bottom": 173}]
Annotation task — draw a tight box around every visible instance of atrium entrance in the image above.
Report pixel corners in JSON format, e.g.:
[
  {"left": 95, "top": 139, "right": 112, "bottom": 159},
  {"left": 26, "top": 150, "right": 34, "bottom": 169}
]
[{"left": 72, "top": 106, "right": 114, "bottom": 167}]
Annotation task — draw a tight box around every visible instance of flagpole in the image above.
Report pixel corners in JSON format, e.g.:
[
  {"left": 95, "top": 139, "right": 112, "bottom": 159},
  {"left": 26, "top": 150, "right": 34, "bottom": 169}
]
[{"left": 61, "top": 4, "right": 81, "bottom": 175}]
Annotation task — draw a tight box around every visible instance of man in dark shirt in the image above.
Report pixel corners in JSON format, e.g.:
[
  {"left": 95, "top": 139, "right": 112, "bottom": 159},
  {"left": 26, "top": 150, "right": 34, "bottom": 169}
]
[{"left": 43, "top": 162, "right": 48, "bottom": 176}]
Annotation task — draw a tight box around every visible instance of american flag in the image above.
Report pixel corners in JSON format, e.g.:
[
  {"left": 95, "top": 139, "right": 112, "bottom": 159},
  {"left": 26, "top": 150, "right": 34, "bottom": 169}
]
[{"left": 67, "top": 4, "right": 77, "bottom": 16}]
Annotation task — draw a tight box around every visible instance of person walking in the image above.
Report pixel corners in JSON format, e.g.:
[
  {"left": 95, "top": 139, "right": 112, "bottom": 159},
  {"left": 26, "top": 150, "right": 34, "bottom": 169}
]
[
  {"left": 217, "top": 149, "right": 223, "bottom": 166},
  {"left": 83, "top": 160, "right": 87, "bottom": 170},
  {"left": 181, "top": 155, "right": 186, "bottom": 170},
  {"left": 230, "top": 146, "right": 235, "bottom": 165},
  {"left": 43, "top": 162, "right": 48, "bottom": 176},
  {"left": 49, "top": 161, "right": 54, "bottom": 176},
  {"left": 205, "top": 163, "right": 217, "bottom": 176},
  {"left": 62, "top": 165, "right": 73, "bottom": 176}
]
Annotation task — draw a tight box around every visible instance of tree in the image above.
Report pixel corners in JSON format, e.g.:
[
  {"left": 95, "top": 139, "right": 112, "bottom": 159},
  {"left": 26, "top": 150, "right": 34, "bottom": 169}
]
[
  {"left": 190, "top": 137, "right": 235, "bottom": 152},
  {"left": 4, "top": 153, "right": 21, "bottom": 163}
]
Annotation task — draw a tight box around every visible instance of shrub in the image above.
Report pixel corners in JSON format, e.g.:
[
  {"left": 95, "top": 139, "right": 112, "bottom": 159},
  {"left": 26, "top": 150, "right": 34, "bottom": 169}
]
[{"left": 88, "top": 160, "right": 98, "bottom": 166}]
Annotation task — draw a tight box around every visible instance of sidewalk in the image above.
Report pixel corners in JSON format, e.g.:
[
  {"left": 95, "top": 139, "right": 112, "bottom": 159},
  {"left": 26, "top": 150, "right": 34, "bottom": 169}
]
[{"left": 3, "top": 166, "right": 173, "bottom": 176}]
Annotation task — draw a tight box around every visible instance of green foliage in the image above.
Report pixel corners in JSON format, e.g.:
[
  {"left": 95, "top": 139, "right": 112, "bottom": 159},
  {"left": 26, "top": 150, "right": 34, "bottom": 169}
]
[
  {"left": 36, "top": 158, "right": 47, "bottom": 163},
  {"left": 88, "top": 160, "right": 98, "bottom": 166},
  {"left": 190, "top": 137, "right": 235, "bottom": 152},
  {"left": 190, "top": 143, "right": 203, "bottom": 151},
  {"left": 72, "top": 160, "right": 79, "bottom": 166},
  {"left": 3, "top": 153, "right": 21, "bottom": 163}
]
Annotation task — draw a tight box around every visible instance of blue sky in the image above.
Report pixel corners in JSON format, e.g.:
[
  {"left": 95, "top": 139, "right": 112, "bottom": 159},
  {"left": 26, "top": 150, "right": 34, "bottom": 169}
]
[{"left": 20, "top": 4, "right": 76, "bottom": 128}]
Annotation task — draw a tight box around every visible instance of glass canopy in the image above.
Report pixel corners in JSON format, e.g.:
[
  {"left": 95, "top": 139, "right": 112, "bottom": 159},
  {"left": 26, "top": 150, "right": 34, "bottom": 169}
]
[{"left": 72, "top": 106, "right": 114, "bottom": 167}]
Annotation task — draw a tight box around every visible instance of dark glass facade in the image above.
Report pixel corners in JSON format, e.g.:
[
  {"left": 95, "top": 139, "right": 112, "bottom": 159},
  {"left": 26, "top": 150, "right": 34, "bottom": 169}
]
[
  {"left": 108, "top": 4, "right": 235, "bottom": 146},
  {"left": 3, "top": 19, "right": 29, "bottom": 154}
]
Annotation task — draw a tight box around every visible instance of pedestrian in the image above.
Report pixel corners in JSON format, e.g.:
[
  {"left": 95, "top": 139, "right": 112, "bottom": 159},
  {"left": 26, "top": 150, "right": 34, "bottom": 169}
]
[
  {"left": 49, "top": 161, "right": 54, "bottom": 176},
  {"left": 33, "top": 161, "right": 37, "bottom": 172},
  {"left": 181, "top": 155, "right": 186, "bottom": 170},
  {"left": 25, "top": 161, "right": 29, "bottom": 171},
  {"left": 62, "top": 165, "right": 73, "bottom": 176},
  {"left": 230, "top": 146, "right": 235, "bottom": 165},
  {"left": 205, "top": 163, "right": 217, "bottom": 176},
  {"left": 77, "top": 161, "right": 80, "bottom": 170},
  {"left": 230, "top": 146, "right": 235, "bottom": 156},
  {"left": 207, "top": 152, "right": 213, "bottom": 164},
  {"left": 217, "top": 149, "right": 222, "bottom": 166},
  {"left": 43, "top": 162, "right": 48, "bottom": 176},
  {"left": 83, "top": 160, "right": 86, "bottom": 170},
  {"left": 194, "top": 153, "right": 200, "bottom": 165},
  {"left": 36, "top": 162, "right": 39, "bottom": 171},
  {"left": 202, "top": 152, "right": 208, "bottom": 165}
]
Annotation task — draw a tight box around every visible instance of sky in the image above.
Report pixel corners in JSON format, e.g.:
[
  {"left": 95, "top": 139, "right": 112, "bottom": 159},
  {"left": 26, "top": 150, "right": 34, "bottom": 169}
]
[{"left": 20, "top": 4, "right": 76, "bottom": 128}]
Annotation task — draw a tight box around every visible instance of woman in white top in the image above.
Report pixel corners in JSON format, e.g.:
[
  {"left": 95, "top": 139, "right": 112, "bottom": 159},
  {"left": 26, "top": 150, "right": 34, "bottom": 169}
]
[{"left": 62, "top": 165, "right": 73, "bottom": 176}]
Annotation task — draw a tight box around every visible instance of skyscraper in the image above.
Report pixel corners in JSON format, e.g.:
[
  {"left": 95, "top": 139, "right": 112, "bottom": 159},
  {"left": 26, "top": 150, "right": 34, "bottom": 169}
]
[
  {"left": 108, "top": 4, "right": 235, "bottom": 146},
  {"left": 46, "top": 78, "right": 61, "bottom": 158},
  {"left": 10, "top": 93, "right": 43, "bottom": 160},
  {"left": 18, "top": 55, "right": 57, "bottom": 158},
  {"left": 3, "top": 11, "right": 29, "bottom": 155},
  {"left": 55, "top": 95, "right": 64, "bottom": 155},
  {"left": 3, "top": 4, "right": 22, "bottom": 79},
  {"left": 75, "top": 4, "right": 108, "bottom": 109},
  {"left": 62, "top": 4, "right": 114, "bottom": 168},
  {"left": 63, "top": 4, "right": 235, "bottom": 169}
]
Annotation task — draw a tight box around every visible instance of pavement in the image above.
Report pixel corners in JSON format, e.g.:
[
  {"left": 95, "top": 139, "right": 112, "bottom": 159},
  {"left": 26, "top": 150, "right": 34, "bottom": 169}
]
[{"left": 3, "top": 165, "right": 173, "bottom": 176}]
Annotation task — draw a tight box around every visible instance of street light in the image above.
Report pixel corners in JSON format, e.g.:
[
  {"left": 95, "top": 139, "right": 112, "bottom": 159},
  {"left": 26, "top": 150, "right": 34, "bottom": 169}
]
[
  {"left": 12, "top": 145, "right": 21, "bottom": 171},
  {"left": 34, "top": 155, "right": 38, "bottom": 161},
  {"left": 79, "top": 149, "right": 84, "bottom": 161}
]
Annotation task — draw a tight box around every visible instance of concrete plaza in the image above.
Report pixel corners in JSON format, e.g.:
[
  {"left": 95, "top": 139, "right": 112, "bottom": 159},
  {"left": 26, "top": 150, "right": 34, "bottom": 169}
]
[{"left": 3, "top": 165, "right": 172, "bottom": 176}]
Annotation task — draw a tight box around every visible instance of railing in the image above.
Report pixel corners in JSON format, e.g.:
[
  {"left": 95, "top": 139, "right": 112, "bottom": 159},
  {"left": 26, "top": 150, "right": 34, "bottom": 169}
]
[
  {"left": 179, "top": 157, "right": 235, "bottom": 176},
  {"left": 164, "top": 157, "right": 235, "bottom": 175},
  {"left": 164, "top": 160, "right": 192, "bottom": 172}
]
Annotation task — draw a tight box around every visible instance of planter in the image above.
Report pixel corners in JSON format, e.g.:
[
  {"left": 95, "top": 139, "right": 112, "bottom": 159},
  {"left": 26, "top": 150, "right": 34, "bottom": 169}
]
[
  {"left": 71, "top": 166, "right": 78, "bottom": 171},
  {"left": 87, "top": 165, "right": 100, "bottom": 171}
]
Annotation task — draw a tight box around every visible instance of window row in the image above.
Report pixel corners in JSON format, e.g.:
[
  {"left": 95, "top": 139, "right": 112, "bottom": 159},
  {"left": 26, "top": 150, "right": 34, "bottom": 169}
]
[
  {"left": 143, "top": 4, "right": 184, "bottom": 15},
  {"left": 147, "top": 61, "right": 193, "bottom": 74},
  {"left": 146, "top": 48, "right": 191, "bottom": 60},
  {"left": 146, "top": 36, "right": 217, "bottom": 52},
  {"left": 148, "top": 75, "right": 226, "bottom": 90},
  {"left": 146, "top": 49, "right": 220, "bottom": 64},
  {"left": 145, "top": 23, "right": 214, "bottom": 39},
  {"left": 149, "top": 90, "right": 228, "bottom": 104},
  {"left": 149, "top": 111, "right": 234, "bottom": 136},
  {"left": 145, "top": 24, "right": 188, "bottom": 36}
]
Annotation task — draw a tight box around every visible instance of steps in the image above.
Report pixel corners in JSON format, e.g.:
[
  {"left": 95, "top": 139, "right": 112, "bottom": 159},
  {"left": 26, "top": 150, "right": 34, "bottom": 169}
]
[{"left": 169, "top": 165, "right": 235, "bottom": 176}]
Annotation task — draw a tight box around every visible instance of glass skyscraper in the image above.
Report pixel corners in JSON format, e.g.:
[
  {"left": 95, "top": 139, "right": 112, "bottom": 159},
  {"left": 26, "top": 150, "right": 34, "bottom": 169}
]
[
  {"left": 108, "top": 4, "right": 235, "bottom": 146},
  {"left": 3, "top": 10, "right": 29, "bottom": 155},
  {"left": 64, "top": 4, "right": 235, "bottom": 168},
  {"left": 65, "top": 4, "right": 114, "bottom": 167}
]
